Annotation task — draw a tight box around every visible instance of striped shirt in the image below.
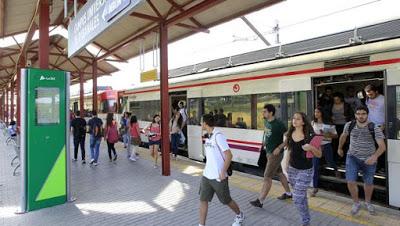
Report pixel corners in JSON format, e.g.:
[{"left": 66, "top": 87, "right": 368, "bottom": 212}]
[{"left": 343, "top": 121, "right": 384, "bottom": 160}]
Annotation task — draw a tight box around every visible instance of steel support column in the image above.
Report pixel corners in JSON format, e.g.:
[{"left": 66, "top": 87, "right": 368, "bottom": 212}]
[
  {"left": 160, "top": 23, "right": 170, "bottom": 176},
  {"left": 5, "top": 86, "right": 9, "bottom": 124},
  {"left": 79, "top": 72, "right": 85, "bottom": 117},
  {"left": 39, "top": 0, "right": 50, "bottom": 69},
  {"left": 92, "top": 60, "right": 98, "bottom": 113},
  {"left": 17, "top": 58, "right": 25, "bottom": 128},
  {"left": 10, "top": 81, "right": 14, "bottom": 121}
]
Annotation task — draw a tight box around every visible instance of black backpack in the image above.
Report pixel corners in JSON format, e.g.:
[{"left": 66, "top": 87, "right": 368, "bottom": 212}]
[{"left": 347, "top": 120, "right": 377, "bottom": 147}]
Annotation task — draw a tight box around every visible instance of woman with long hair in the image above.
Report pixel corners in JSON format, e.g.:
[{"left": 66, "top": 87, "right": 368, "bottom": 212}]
[
  {"left": 311, "top": 107, "right": 339, "bottom": 197},
  {"left": 128, "top": 115, "right": 141, "bottom": 161},
  {"left": 170, "top": 107, "right": 183, "bottom": 159},
  {"left": 285, "top": 112, "right": 322, "bottom": 226},
  {"left": 145, "top": 114, "right": 161, "bottom": 168},
  {"left": 104, "top": 113, "right": 118, "bottom": 162}
]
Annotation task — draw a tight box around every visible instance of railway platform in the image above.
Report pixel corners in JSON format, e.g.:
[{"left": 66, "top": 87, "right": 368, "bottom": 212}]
[{"left": 1, "top": 138, "right": 399, "bottom": 226}]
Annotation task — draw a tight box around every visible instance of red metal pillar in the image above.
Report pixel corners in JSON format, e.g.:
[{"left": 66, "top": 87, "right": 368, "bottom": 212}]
[
  {"left": 5, "top": 85, "right": 9, "bottom": 124},
  {"left": 79, "top": 72, "right": 85, "bottom": 117},
  {"left": 92, "top": 60, "right": 98, "bottom": 113},
  {"left": 160, "top": 22, "right": 170, "bottom": 176},
  {"left": 39, "top": 0, "right": 49, "bottom": 69},
  {"left": 10, "top": 81, "right": 14, "bottom": 121}
]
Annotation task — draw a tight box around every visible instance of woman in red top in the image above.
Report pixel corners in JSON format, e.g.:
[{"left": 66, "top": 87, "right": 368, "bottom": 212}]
[
  {"left": 104, "top": 113, "right": 119, "bottom": 162},
  {"left": 128, "top": 115, "right": 141, "bottom": 161},
  {"left": 145, "top": 115, "right": 161, "bottom": 168}
]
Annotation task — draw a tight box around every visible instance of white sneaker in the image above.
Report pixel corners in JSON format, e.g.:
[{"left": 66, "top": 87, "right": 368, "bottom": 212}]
[
  {"left": 93, "top": 162, "right": 98, "bottom": 166},
  {"left": 129, "top": 157, "right": 137, "bottom": 162},
  {"left": 365, "top": 202, "right": 376, "bottom": 215},
  {"left": 232, "top": 212, "right": 244, "bottom": 226}
]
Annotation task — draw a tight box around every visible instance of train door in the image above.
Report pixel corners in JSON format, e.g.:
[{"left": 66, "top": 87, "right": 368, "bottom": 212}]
[
  {"left": 169, "top": 91, "right": 188, "bottom": 156},
  {"left": 386, "top": 68, "right": 400, "bottom": 207},
  {"left": 312, "top": 72, "right": 386, "bottom": 203}
]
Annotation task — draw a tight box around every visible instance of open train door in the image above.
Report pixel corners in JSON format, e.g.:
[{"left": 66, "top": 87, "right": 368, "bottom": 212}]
[{"left": 386, "top": 68, "right": 400, "bottom": 208}]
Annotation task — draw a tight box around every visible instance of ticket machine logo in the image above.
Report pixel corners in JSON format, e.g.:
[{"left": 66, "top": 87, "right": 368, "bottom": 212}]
[{"left": 40, "top": 76, "right": 56, "bottom": 81}]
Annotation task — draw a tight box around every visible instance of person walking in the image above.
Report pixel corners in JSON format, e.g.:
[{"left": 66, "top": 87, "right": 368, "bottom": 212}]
[
  {"left": 311, "top": 107, "right": 339, "bottom": 196},
  {"left": 250, "top": 104, "right": 292, "bottom": 208},
  {"left": 104, "top": 113, "right": 119, "bottom": 162},
  {"left": 88, "top": 111, "right": 103, "bottom": 166},
  {"left": 286, "top": 112, "right": 322, "bottom": 226},
  {"left": 128, "top": 115, "right": 141, "bottom": 161},
  {"left": 199, "top": 114, "right": 245, "bottom": 226},
  {"left": 144, "top": 115, "right": 161, "bottom": 168},
  {"left": 338, "top": 105, "right": 386, "bottom": 215},
  {"left": 170, "top": 107, "right": 182, "bottom": 159},
  {"left": 121, "top": 112, "right": 130, "bottom": 148},
  {"left": 70, "top": 111, "right": 87, "bottom": 164}
]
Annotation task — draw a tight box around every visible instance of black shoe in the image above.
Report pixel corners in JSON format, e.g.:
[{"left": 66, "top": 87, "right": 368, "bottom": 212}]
[
  {"left": 82, "top": 160, "right": 86, "bottom": 164},
  {"left": 89, "top": 159, "right": 95, "bottom": 165},
  {"left": 277, "top": 193, "right": 292, "bottom": 200},
  {"left": 113, "top": 154, "right": 118, "bottom": 161},
  {"left": 249, "top": 199, "right": 263, "bottom": 208}
]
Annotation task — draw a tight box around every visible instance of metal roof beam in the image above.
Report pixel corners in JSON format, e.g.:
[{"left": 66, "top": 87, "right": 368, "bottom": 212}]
[
  {"left": 146, "top": 0, "right": 163, "bottom": 18},
  {"left": 165, "top": 0, "right": 209, "bottom": 33},
  {"left": 0, "top": 0, "right": 5, "bottom": 37},
  {"left": 240, "top": 16, "right": 270, "bottom": 46}
]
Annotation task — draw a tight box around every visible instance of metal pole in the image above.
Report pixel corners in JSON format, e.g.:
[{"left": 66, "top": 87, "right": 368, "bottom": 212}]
[
  {"left": 18, "top": 69, "right": 27, "bottom": 214},
  {"left": 74, "top": 0, "right": 77, "bottom": 17},
  {"left": 5, "top": 85, "right": 9, "bottom": 124},
  {"left": 11, "top": 81, "right": 14, "bottom": 121},
  {"left": 92, "top": 60, "right": 98, "bottom": 113},
  {"left": 79, "top": 72, "right": 85, "bottom": 117},
  {"left": 160, "top": 23, "right": 170, "bottom": 176},
  {"left": 64, "top": 0, "right": 68, "bottom": 18},
  {"left": 66, "top": 72, "right": 74, "bottom": 202},
  {"left": 39, "top": 0, "right": 50, "bottom": 69},
  {"left": 17, "top": 59, "right": 25, "bottom": 129}
]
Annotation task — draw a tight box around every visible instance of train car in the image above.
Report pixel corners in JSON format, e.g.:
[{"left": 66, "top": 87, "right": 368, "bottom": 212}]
[
  {"left": 119, "top": 19, "right": 400, "bottom": 206},
  {"left": 70, "top": 89, "right": 118, "bottom": 120}
]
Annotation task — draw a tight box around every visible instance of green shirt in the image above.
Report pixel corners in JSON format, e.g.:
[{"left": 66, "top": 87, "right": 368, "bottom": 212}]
[{"left": 263, "top": 118, "right": 287, "bottom": 154}]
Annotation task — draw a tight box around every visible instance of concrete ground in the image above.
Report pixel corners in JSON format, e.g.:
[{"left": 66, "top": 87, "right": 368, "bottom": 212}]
[{"left": 1, "top": 135, "right": 399, "bottom": 226}]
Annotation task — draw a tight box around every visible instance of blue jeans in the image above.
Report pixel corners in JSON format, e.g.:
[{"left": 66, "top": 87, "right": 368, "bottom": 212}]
[
  {"left": 123, "top": 133, "right": 129, "bottom": 147},
  {"left": 171, "top": 133, "right": 180, "bottom": 155},
  {"left": 312, "top": 143, "right": 337, "bottom": 188},
  {"left": 90, "top": 135, "right": 101, "bottom": 163},
  {"left": 346, "top": 154, "right": 376, "bottom": 185}
]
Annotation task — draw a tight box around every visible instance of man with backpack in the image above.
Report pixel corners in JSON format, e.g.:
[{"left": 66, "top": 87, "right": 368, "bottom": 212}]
[
  {"left": 88, "top": 110, "right": 103, "bottom": 166},
  {"left": 71, "top": 111, "right": 87, "bottom": 164},
  {"left": 338, "top": 105, "right": 386, "bottom": 216},
  {"left": 199, "top": 114, "right": 244, "bottom": 226}
]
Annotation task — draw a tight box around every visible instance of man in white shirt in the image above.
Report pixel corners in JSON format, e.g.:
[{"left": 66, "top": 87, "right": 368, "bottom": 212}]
[
  {"left": 365, "top": 84, "right": 385, "bottom": 129},
  {"left": 199, "top": 114, "right": 244, "bottom": 226}
]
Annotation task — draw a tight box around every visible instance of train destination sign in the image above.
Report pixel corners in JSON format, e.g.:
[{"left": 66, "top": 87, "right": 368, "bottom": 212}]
[{"left": 68, "top": 0, "right": 144, "bottom": 58}]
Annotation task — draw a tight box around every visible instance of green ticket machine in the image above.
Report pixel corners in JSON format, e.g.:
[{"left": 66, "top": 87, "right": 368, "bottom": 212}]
[{"left": 19, "top": 68, "right": 71, "bottom": 212}]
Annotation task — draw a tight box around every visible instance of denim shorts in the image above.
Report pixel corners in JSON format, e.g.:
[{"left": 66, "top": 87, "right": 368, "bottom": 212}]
[
  {"left": 149, "top": 140, "right": 161, "bottom": 146},
  {"left": 345, "top": 154, "right": 376, "bottom": 185}
]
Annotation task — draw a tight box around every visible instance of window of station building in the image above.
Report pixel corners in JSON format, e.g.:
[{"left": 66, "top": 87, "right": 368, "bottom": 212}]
[
  {"left": 287, "top": 91, "right": 308, "bottom": 127},
  {"left": 129, "top": 100, "right": 160, "bottom": 121},
  {"left": 204, "top": 95, "right": 251, "bottom": 129},
  {"left": 188, "top": 98, "right": 202, "bottom": 126},
  {"left": 256, "top": 93, "right": 281, "bottom": 130}
]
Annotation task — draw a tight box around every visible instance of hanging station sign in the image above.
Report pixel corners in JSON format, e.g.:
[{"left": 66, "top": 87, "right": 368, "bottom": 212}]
[{"left": 68, "top": 0, "right": 144, "bottom": 58}]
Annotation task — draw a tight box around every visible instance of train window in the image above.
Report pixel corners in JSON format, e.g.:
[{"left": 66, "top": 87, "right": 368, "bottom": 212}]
[
  {"left": 204, "top": 95, "right": 251, "bottom": 129},
  {"left": 287, "top": 91, "right": 308, "bottom": 127},
  {"left": 256, "top": 93, "right": 281, "bottom": 130},
  {"left": 129, "top": 100, "right": 161, "bottom": 122},
  {"left": 188, "top": 98, "right": 202, "bottom": 125},
  {"left": 397, "top": 87, "right": 400, "bottom": 139}
]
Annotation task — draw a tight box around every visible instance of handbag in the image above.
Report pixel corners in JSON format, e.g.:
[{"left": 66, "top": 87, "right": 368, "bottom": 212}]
[
  {"left": 214, "top": 133, "right": 233, "bottom": 176},
  {"left": 257, "top": 147, "right": 267, "bottom": 169}
]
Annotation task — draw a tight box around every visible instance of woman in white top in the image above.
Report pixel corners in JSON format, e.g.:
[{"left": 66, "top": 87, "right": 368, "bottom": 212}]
[
  {"left": 169, "top": 107, "right": 182, "bottom": 159},
  {"left": 311, "top": 107, "right": 339, "bottom": 197}
]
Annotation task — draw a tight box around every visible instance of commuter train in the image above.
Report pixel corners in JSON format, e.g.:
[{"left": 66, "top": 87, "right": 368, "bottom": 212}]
[
  {"left": 75, "top": 19, "right": 400, "bottom": 207},
  {"left": 70, "top": 89, "right": 118, "bottom": 119}
]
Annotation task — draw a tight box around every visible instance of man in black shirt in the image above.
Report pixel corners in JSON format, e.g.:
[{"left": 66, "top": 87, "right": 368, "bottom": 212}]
[
  {"left": 71, "top": 111, "right": 87, "bottom": 164},
  {"left": 88, "top": 110, "right": 103, "bottom": 165}
]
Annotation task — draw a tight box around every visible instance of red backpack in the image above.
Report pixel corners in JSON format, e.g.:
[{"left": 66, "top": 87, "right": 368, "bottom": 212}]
[{"left": 107, "top": 123, "right": 119, "bottom": 143}]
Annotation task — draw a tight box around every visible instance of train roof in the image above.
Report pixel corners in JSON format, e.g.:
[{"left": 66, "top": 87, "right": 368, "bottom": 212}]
[{"left": 169, "top": 18, "right": 400, "bottom": 78}]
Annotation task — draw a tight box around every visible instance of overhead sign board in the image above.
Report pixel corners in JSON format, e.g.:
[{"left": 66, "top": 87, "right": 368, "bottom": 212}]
[
  {"left": 68, "top": 0, "right": 144, "bottom": 58},
  {"left": 140, "top": 69, "right": 158, "bottom": 82}
]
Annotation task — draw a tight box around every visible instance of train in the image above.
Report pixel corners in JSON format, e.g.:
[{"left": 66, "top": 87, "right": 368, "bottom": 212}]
[{"left": 72, "top": 19, "right": 400, "bottom": 208}]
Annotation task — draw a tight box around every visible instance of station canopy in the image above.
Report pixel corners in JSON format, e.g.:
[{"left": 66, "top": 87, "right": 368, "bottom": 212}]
[{"left": 0, "top": 0, "right": 283, "bottom": 88}]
